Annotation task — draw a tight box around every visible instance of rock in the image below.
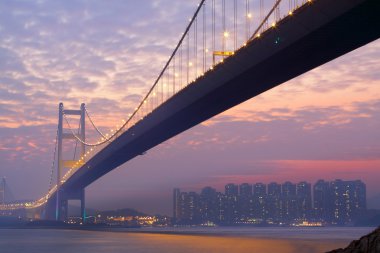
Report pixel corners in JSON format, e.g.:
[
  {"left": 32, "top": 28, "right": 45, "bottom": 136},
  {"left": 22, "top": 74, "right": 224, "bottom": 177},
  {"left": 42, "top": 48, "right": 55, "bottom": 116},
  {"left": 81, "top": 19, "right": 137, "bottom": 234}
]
[{"left": 326, "top": 227, "right": 380, "bottom": 253}]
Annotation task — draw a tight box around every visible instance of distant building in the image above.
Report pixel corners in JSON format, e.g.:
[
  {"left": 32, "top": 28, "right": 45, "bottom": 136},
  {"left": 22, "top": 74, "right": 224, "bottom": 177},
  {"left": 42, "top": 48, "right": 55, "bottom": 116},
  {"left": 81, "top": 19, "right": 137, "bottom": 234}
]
[
  {"left": 172, "top": 179, "right": 366, "bottom": 226},
  {"left": 187, "top": 192, "right": 200, "bottom": 224},
  {"left": 253, "top": 183, "right": 267, "bottom": 219},
  {"left": 0, "top": 178, "right": 5, "bottom": 205},
  {"left": 216, "top": 191, "right": 226, "bottom": 222},
  {"left": 281, "top": 181, "right": 297, "bottom": 222},
  {"left": 296, "top": 181, "right": 312, "bottom": 220},
  {"left": 173, "top": 188, "right": 181, "bottom": 223},
  {"left": 352, "top": 180, "right": 366, "bottom": 217},
  {"left": 224, "top": 183, "right": 239, "bottom": 223},
  {"left": 199, "top": 187, "right": 218, "bottom": 223},
  {"left": 330, "top": 179, "right": 366, "bottom": 224},
  {"left": 267, "top": 182, "right": 282, "bottom": 222},
  {"left": 176, "top": 191, "right": 188, "bottom": 224},
  {"left": 239, "top": 183, "right": 253, "bottom": 220},
  {"left": 313, "top": 179, "right": 331, "bottom": 222}
]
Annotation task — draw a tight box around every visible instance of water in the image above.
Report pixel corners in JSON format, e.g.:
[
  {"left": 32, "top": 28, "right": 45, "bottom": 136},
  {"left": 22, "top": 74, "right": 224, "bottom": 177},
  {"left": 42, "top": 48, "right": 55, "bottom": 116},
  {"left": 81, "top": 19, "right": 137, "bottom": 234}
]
[{"left": 0, "top": 227, "right": 374, "bottom": 253}]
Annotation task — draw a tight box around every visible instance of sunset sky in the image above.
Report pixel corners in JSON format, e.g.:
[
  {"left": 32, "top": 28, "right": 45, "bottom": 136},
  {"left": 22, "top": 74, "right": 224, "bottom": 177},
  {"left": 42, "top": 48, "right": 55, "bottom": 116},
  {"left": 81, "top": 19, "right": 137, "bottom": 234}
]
[{"left": 0, "top": 0, "right": 379, "bottom": 215}]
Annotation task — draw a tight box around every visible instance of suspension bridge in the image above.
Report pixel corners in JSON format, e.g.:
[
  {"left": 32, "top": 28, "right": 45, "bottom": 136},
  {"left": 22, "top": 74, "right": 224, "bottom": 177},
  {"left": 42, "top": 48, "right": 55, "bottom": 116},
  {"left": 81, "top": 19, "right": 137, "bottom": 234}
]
[{"left": 1, "top": 0, "right": 379, "bottom": 221}]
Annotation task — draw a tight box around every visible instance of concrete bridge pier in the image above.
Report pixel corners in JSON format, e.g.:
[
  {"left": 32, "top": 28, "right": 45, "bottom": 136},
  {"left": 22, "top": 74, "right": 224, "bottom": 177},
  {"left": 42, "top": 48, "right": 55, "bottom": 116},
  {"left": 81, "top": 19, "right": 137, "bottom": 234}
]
[
  {"left": 44, "top": 188, "right": 85, "bottom": 223},
  {"left": 59, "top": 188, "right": 86, "bottom": 223}
]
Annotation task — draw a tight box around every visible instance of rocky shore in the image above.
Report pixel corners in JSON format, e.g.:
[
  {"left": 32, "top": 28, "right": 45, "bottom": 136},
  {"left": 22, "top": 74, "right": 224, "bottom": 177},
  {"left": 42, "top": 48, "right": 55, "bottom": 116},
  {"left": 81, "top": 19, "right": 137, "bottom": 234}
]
[{"left": 327, "top": 227, "right": 380, "bottom": 253}]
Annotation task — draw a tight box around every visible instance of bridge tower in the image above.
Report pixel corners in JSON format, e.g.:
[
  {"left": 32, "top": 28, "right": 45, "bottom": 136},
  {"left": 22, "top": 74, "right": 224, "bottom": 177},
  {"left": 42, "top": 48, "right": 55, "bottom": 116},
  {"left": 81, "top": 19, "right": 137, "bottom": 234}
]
[{"left": 53, "top": 102, "right": 86, "bottom": 222}]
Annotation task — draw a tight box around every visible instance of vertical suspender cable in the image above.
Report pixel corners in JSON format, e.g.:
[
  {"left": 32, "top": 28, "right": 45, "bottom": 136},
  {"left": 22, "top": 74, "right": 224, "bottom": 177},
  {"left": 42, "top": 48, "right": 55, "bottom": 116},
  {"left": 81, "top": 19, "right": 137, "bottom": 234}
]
[
  {"left": 187, "top": 33, "right": 189, "bottom": 84},
  {"left": 245, "top": 0, "right": 248, "bottom": 41},
  {"left": 194, "top": 17, "right": 197, "bottom": 79},
  {"left": 260, "top": 0, "right": 264, "bottom": 32},
  {"left": 173, "top": 56, "right": 175, "bottom": 95},
  {"left": 161, "top": 73, "right": 163, "bottom": 103},
  {"left": 222, "top": 0, "right": 225, "bottom": 52},
  {"left": 166, "top": 66, "right": 169, "bottom": 100},
  {"left": 180, "top": 43, "right": 182, "bottom": 89},
  {"left": 212, "top": 0, "right": 215, "bottom": 60},
  {"left": 203, "top": 3, "right": 206, "bottom": 73},
  {"left": 234, "top": 0, "right": 237, "bottom": 51}
]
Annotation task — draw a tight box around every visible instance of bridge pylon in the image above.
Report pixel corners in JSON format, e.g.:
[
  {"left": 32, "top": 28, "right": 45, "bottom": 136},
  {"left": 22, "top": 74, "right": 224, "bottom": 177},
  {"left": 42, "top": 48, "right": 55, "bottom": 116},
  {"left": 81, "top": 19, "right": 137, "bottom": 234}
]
[{"left": 47, "top": 102, "right": 86, "bottom": 222}]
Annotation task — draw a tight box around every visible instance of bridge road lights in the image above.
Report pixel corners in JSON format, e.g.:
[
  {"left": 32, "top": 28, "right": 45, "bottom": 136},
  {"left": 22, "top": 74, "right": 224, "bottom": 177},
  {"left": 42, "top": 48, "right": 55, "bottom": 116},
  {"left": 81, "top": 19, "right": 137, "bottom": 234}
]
[{"left": 56, "top": 103, "right": 86, "bottom": 223}]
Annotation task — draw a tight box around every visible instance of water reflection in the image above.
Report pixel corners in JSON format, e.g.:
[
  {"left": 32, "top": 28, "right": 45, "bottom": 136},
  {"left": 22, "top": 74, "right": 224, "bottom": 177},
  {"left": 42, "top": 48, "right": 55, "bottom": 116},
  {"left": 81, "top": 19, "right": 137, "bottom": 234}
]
[{"left": 0, "top": 227, "right": 374, "bottom": 253}]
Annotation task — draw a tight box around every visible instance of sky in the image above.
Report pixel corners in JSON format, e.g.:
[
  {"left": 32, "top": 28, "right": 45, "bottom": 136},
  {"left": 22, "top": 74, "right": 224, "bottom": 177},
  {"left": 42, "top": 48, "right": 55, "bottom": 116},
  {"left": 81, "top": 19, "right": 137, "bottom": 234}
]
[{"left": 0, "top": 0, "right": 379, "bottom": 215}]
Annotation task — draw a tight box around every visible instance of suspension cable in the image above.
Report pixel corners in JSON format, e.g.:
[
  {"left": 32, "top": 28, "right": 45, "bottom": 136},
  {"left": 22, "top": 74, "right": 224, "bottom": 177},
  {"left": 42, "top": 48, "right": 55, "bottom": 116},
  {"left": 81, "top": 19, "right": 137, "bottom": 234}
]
[
  {"left": 62, "top": 0, "right": 284, "bottom": 147},
  {"left": 63, "top": 112, "right": 113, "bottom": 146},
  {"left": 249, "top": 0, "right": 283, "bottom": 41},
  {"left": 63, "top": 0, "right": 207, "bottom": 148},
  {"left": 84, "top": 106, "right": 108, "bottom": 140}
]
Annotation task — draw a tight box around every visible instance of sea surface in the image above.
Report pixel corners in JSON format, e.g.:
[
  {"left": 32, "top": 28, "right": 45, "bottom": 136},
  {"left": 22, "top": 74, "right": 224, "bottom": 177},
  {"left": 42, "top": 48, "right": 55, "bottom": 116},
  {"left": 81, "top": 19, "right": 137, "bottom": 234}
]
[{"left": 0, "top": 226, "right": 375, "bottom": 253}]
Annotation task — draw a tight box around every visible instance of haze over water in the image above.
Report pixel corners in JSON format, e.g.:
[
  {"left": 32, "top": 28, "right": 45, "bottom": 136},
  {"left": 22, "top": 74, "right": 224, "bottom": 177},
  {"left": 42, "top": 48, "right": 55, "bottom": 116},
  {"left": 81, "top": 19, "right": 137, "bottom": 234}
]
[{"left": 0, "top": 227, "right": 374, "bottom": 253}]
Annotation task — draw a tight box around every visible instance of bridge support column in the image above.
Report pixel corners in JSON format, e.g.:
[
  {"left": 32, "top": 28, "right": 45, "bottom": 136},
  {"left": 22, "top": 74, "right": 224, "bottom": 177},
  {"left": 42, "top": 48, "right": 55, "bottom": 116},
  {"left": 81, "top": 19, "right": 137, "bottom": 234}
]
[
  {"left": 54, "top": 188, "right": 85, "bottom": 222},
  {"left": 80, "top": 189, "right": 86, "bottom": 224},
  {"left": 54, "top": 102, "right": 86, "bottom": 222}
]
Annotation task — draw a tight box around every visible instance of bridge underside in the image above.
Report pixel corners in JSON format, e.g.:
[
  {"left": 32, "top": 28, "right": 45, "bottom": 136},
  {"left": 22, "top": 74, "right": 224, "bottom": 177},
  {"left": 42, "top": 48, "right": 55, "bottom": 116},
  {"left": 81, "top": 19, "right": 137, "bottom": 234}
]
[
  {"left": 44, "top": 189, "right": 85, "bottom": 221},
  {"left": 60, "top": 0, "right": 379, "bottom": 195}
]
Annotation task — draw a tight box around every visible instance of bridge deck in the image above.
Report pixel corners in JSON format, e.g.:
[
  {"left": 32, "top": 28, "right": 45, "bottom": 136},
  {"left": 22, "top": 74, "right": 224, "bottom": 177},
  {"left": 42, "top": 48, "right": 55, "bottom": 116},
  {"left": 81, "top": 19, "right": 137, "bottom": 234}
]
[{"left": 63, "top": 0, "right": 380, "bottom": 191}]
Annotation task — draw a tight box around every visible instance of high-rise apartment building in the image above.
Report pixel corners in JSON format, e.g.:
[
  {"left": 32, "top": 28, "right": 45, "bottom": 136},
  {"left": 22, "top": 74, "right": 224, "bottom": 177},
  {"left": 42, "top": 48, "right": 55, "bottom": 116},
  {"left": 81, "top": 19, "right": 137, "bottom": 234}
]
[
  {"left": 330, "top": 179, "right": 366, "bottom": 224},
  {"left": 239, "top": 183, "right": 253, "bottom": 220},
  {"left": 173, "top": 179, "right": 366, "bottom": 225},
  {"left": 296, "top": 181, "right": 312, "bottom": 220},
  {"left": 225, "top": 183, "right": 239, "bottom": 223},
  {"left": 267, "top": 182, "right": 282, "bottom": 222},
  {"left": 313, "top": 179, "right": 331, "bottom": 222},
  {"left": 281, "top": 181, "right": 297, "bottom": 221},
  {"left": 199, "top": 186, "right": 218, "bottom": 223},
  {"left": 173, "top": 188, "right": 181, "bottom": 223},
  {"left": 253, "top": 183, "right": 267, "bottom": 219}
]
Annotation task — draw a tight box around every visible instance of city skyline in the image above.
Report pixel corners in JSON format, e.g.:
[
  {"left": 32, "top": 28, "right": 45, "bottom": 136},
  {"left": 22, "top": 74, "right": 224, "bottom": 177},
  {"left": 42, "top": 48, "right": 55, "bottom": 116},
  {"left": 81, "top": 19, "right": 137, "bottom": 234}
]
[
  {"left": 0, "top": 0, "right": 379, "bottom": 216},
  {"left": 173, "top": 179, "right": 367, "bottom": 225}
]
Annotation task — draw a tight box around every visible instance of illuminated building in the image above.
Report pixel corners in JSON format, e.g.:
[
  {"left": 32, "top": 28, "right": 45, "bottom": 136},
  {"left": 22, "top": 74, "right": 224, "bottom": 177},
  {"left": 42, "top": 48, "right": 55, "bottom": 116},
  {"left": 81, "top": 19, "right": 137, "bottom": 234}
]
[
  {"left": 177, "top": 191, "right": 189, "bottom": 224},
  {"left": 0, "top": 178, "right": 5, "bottom": 205},
  {"left": 224, "top": 184, "right": 239, "bottom": 223},
  {"left": 187, "top": 192, "right": 201, "bottom": 224},
  {"left": 199, "top": 187, "right": 218, "bottom": 223},
  {"left": 173, "top": 188, "right": 181, "bottom": 223},
  {"left": 281, "top": 181, "right": 297, "bottom": 221},
  {"left": 313, "top": 179, "right": 331, "bottom": 222},
  {"left": 216, "top": 192, "right": 226, "bottom": 222},
  {"left": 296, "top": 181, "right": 312, "bottom": 220},
  {"left": 330, "top": 179, "right": 366, "bottom": 224},
  {"left": 253, "top": 183, "right": 267, "bottom": 219},
  {"left": 238, "top": 183, "right": 253, "bottom": 220},
  {"left": 172, "top": 179, "right": 366, "bottom": 225},
  {"left": 267, "top": 182, "right": 281, "bottom": 222}
]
